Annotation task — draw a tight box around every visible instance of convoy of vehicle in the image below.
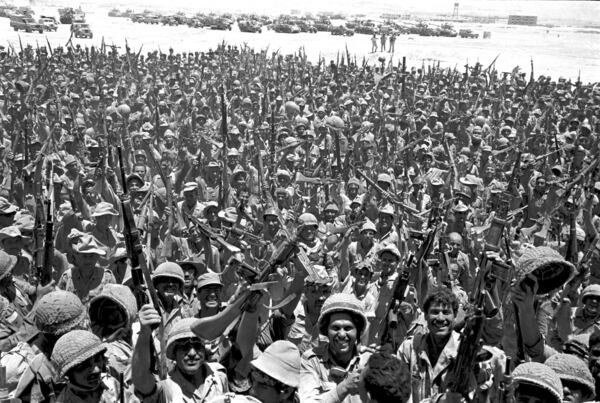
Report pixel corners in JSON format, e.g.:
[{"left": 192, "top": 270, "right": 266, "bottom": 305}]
[{"left": 0, "top": 7, "right": 482, "bottom": 40}]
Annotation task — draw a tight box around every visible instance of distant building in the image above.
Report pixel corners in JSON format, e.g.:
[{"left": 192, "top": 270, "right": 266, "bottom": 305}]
[{"left": 508, "top": 15, "right": 538, "bottom": 26}]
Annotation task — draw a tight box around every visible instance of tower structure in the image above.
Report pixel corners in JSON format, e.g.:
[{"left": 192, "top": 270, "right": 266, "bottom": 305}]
[{"left": 452, "top": 2, "right": 459, "bottom": 19}]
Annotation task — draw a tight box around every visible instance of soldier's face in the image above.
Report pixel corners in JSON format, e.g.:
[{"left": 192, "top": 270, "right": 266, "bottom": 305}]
[
  {"left": 174, "top": 338, "right": 205, "bottom": 375},
  {"left": 323, "top": 210, "right": 336, "bottom": 222},
  {"left": 265, "top": 216, "right": 279, "bottom": 234},
  {"left": 378, "top": 251, "right": 398, "bottom": 275},
  {"left": 425, "top": 302, "right": 455, "bottom": 340},
  {"left": 305, "top": 284, "right": 332, "bottom": 314},
  {"left": 184, "top": 190, "right": 197, "bottom": 206},
  {"left": 68, "top": 353, "right": 105, "bottom": 390},
  {"left": 198, "top": 285, "right": 222, "bottom": 310},
  {"left": 300, "top": 226, "right": 317, "bottom": 243},
  {"left": 208, "top": 168, "right": 220, "bottom": 181},
  {"left": 134, "top": 165, "right": 146, "bottom": 178}
]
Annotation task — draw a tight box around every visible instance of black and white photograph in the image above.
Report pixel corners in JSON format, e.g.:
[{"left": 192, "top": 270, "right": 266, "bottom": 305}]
[{"left": 0, "top": 0, "right": 599, "bottom": 401}]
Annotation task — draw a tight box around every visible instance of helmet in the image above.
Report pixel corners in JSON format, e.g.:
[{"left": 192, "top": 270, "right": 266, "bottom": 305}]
[
  {"left": 317, "top": 293, "right": 368, "bottom": 338},
  {"left": 152, "top": 262, "right": 184, "bottom": 287},
  {"left": 117, "top": 104, "right": 131, "bottom": 116},
  {"left": 582, "top": 284, "right": 600, "bottom": 302},
  {"left": 297, "top": 213, "right": 318, "bottom": 228}
]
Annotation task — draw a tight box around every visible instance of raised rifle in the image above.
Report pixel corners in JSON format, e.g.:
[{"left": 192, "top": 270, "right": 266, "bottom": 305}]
[
  {"left": 447, "top": 192, "right": 513, "bottom": 397},
  {"left": 381, "top": 211, "right": 439, "bottom": 349},
  {"left": 219, "top": 85, "right": 230, "bottom": 208},
  {"left": 117, "top": 146, "right": 162, "bottom": 313},
  {"left": 251, "top": 129, "right": 266, "bottom": 199},
  {"left": 117, "top": 146, "right": 165, "bottom": 379},
  {"left": 33, "top": 198, "right": 45, "bottom": 285},
  {"left": 184, "top": 210, "right": 241, "bottom": 254},
  {"left": 355, "top": 168, "right": 420, "bottom": 215},
  {"left": 40, "top": 195, "right": 54, "bottom": 286},
  {"left": 227, "top": 225, "right": 268, "bottom": 247},
  {"left": 191, "top": 238, "right": 299, "bottom": 341}
]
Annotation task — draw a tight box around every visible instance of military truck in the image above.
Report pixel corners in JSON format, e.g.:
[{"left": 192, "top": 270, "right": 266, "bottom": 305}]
[
  {"left": 10, "top": 16, "right": 43, "bottom": 33},
  {"left": 71, "top": 22, "right": 93, "bottom": 38}
]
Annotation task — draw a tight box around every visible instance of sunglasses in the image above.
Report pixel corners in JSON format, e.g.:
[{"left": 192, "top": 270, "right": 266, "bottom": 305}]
[{"left": 176, "top": 339, "right": 205, "bottom": 352}]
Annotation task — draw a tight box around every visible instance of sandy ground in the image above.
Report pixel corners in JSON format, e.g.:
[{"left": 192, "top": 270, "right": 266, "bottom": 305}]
[{"left": 2, "top": 7, "right": 599, "bottom": 82}]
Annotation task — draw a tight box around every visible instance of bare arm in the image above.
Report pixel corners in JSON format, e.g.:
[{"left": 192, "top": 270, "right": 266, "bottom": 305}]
[{"left": 132, "top": 304, "right": 161, "bottom": 396}]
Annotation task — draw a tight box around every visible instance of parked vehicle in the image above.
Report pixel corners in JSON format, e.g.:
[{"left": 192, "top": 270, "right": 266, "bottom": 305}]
[
  {"left": 331, "top": 26, "right": 354, "bottom": 36},
  {"left": 438, "top": 23, "right": 458, "bottom": 37},
  {"left": 211, "top": 18, "right": 232, "bottom": 30},
  {"left": 272, "top": 23, "right": 299, "bottom": 33},
  {"left": 39, "top": 17, "right": 58, "bottom": 32},
  {"left": 71, "top": 22, "right": 93, "bottom": 38},
  {"left": 294, "top": 20, "right": 317, "bottom": 33},
  {"left": 146, "top": 15, "right": 161, "bottom": 25},
  {"left": 238, "top": 20, "right": 262, "bottom": 33},
  {"left": 459, "top": 29, "right": 479, "bottom": 38},
  {"left": 58, "top": 8, "right": 74, "bottom": 24},
  {"left": 354, "top": 25, "right": 375, "bottom": 35},
  {"left": 10, "top": 16, "right": 43, "bottom": 33}
]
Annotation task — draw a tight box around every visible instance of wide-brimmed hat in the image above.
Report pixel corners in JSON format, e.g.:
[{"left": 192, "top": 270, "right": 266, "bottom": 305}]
[
  {"left": 183, "top": 182, "right": 199, "bottom": 193},
  {"left": 377, "top": 244, "right": 402, "bottom": 260},
  {"left": 250, "top": 340, "right": 301, "bottom": 388},
  {"left": 0, "top": 226, "right": 26, "bottom": 242},
  {"left": 72, "top": 235, "right": 106, "bottom": 256},
  {"left": 91, "top": 202, "right": 119, "bottom": 217},
  {"left": 52, "top": 330, "right": 107, "bottom": 378},
  {"left": 0, "top": 197, "right": 20, "bottom": 215},
  {"left": 360, "top": 220, "right": 377, "bottom": 233},
  {"left": 379, "top": 204, "right": 395, "bottom": 217},
  {"left": 196, "top": 271, "right": 223, "bottom": 290},
  {"left": 108, "top": 247, "right": 128, "bottom": 264},
  {"left": 218, "top": 207, "right": 238, "bottom": 224}
]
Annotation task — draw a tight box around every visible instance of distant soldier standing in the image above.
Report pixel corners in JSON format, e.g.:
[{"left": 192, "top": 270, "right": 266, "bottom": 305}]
[
  {"left": 371, "top": 33, "right": 378, "bottom": 52},
  {"left": 389, "top": 32, "right": 397, "bottom": 52},
  {"left": 380, "top": 32, "right": 387, "bottom": 52}
]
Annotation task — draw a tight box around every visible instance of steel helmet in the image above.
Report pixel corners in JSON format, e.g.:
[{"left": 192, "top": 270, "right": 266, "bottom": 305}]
[
  {"left": 152, "top": 262, "right": 184, "bottom": 287},
  {"left": 117, "top": 103, "right": 131, "bottom": 116},
  {"left": 297, "top": 213, "right": 318, "bottom": 228},
  {"left": 582, "top": 284, "right": 600, "bottom": 302}
]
